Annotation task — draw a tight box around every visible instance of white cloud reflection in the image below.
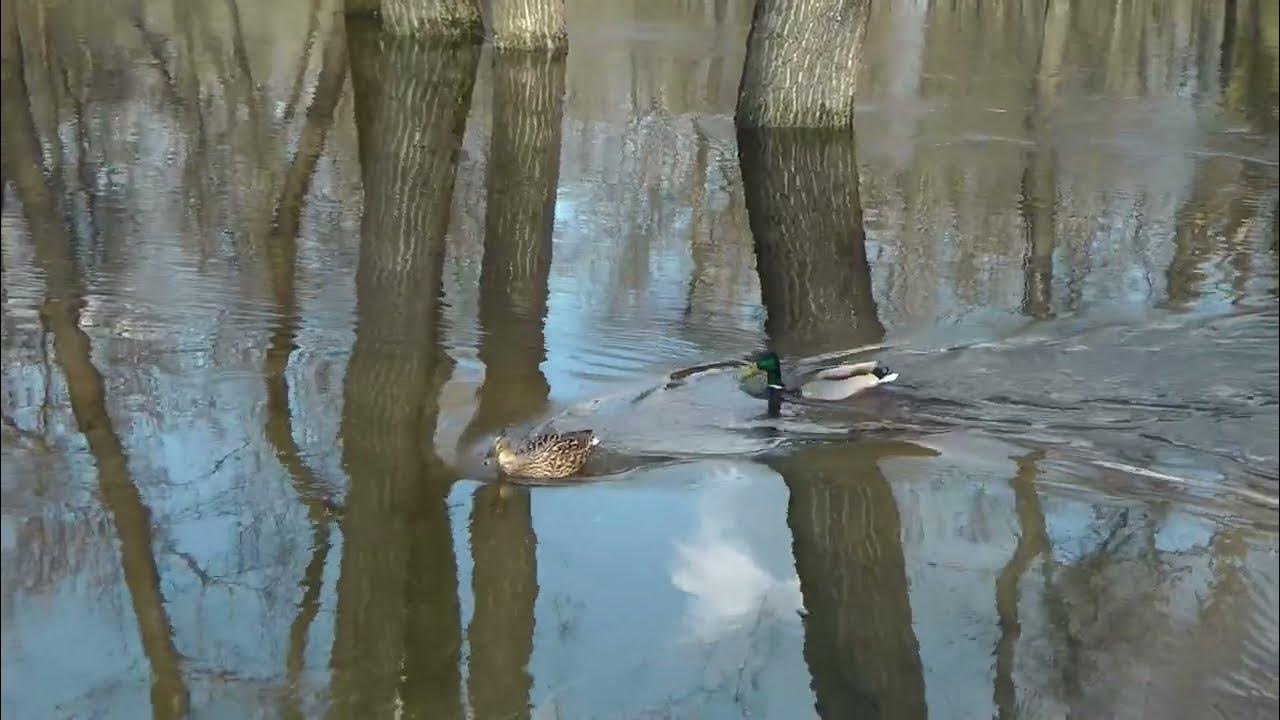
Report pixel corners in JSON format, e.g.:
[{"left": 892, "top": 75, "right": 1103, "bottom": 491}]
[{"left": 670, "top": 462, "right": 802, "bottom": 641}]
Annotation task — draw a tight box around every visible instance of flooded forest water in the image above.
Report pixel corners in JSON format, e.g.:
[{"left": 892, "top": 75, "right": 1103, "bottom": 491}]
[{"left": 2, "top": 0, "right": 1278, "bottom": 718}]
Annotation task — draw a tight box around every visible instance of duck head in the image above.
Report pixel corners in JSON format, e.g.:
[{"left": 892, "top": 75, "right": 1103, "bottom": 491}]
[
  {"left": 739, "top": 351, "right": 784, "bottom": 387},
  {"left": 489, "top": 432, "right": 517, "bottom": 469}
]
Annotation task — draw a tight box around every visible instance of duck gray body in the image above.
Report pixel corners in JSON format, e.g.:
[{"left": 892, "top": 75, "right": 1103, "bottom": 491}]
[{"left": 740, "top": 355, "right": 898, "bottom": 402}]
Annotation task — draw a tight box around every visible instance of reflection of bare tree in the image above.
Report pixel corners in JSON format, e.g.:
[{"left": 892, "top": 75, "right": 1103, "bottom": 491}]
[
  {"left": 1165, "top": 157, "right": 1269, "bottom": 308},
  {"left": 738, "top": 128, "right": 884, "bottom": 357},
  {"left": 1020, "top": 153, "right": 1056, "bottom": 319},
  {"left": 1, "top": 8, "right": 189, "bottom": 718},
  {"left": 993, "top": 451, "right": 1050, "bottom": 720},
  {"left": 1223, "top": 0, "right": 1277, "bottom": 129},
  {"left": 256, "top": 15, "right": 350, "bottom": 718},
  {"left": 683, "top": 123, "right": 712, "bottom": 316},
  {"left": 768, "top": 444, "right": 926, "bottom": 720},
  {"left": 1021, "top": 5, "right": 1057, "bottom": 320},
  {"left": 328, "top": 19, "right": 479, "bottom": 718}
]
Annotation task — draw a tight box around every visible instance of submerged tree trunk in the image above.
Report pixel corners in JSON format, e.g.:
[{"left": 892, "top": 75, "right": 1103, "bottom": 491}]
[
  {"left": 343, "top": 0, "right": 381, "bottom": 16},
  {"left": 465, "top": 50, "right": 565, "bottom": 442},
  {"left": 381, "top": 0, "right": 483, "bottom": 38},
  {"left": 489, "top": 0, "right": 567, "bottom": 51},
  {"left": 736, "top": 0, "right": 870, "bottom": 128},
  {"left": 1020, "top": 146, "right": 1055, "bottom": 319},
  {"left": 328, "top": 20, "right": 479, "bottom": 719},
  {"left": 467, "top": 485, "right": 539, "bottom": 720},
  {"left": 2, "top": 7, "right": 189, "bottom": 718},
  {"left": 739, "top": 127, "right": 883, "bottom": 357},
  {"left": 769, "top": 444, "right": 927, "bottom": 720}
]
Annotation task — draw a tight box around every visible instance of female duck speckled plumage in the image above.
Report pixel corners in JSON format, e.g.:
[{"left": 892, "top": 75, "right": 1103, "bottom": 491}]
[{"left": 490, "top": 429, "right": 600, "bottom": 480}]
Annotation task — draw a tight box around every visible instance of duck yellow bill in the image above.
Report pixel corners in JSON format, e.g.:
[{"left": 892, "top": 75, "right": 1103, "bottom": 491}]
[{"left": 737, "top": 365, "right": 760, "bottom": 379}]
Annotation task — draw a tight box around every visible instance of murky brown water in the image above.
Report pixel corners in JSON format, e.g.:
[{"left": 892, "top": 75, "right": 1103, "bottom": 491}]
[{"left": 2, "top": 0, "right": 1278, "bottom": 718}]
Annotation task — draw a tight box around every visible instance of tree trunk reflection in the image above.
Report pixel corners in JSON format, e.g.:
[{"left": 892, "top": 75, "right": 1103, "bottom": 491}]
[
  {"left": 328, "top": 20, "right": 479, "bottom": 719},
  {"left": 467, "top": 484, "right": 538, "bottom": 720},
  {"left": 258, "top": 14, "right": 350, "bottom": 718},
  {"left": 1, "top": 7, "right": 189, "bottom": 718},
  {"left": 768, "top": 444, "right": 926, "bottom": 720},
  {"left": 993, "top": 451, "right": 1050, "bottom": 720}
]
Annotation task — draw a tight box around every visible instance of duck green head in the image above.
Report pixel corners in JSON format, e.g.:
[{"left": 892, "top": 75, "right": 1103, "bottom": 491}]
[{"left": 740, "top": 351, "right": 784, "bottom": 386}]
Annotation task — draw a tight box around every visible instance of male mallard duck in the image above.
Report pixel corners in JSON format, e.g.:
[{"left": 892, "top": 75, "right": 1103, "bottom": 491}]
[
  {"left": 489, "top": 429, "right": 600, "bottom": 480},
  {"left": 738, "top": 351, "right": 898, "bottom": 402}
]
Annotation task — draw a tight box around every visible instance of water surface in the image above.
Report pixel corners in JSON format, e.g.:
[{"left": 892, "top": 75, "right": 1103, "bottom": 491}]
[{"left": 2, "top": 0, "right": 1278, "bottom": 718}]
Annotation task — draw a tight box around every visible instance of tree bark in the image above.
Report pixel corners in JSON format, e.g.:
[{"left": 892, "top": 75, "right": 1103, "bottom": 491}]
[
  {"left": 739, "top": 127, "right": 884, "bottom": 358},
  {"left": 343, "top": 0, "right": 382, "bottom": 17},
  {"left": 768, "top": 444, "right": 927, "bottom": 720},
  {"left": 381, "top": 0, "right": 483, "bottom": 39},
  {"left": 736, "top": 0, "right": 870, "bottom": 128},
  {"left": 328, "top": 20, "right": 479, "bottom": 719},
  {"left": 2, "top": 8, "right": 190, "bottom": 719},
  {"left": 488, "top": 0, "right": 567, "bottom": 52},
  {"left": 464, "top": 50, "right": 565, "bottom": 444}
]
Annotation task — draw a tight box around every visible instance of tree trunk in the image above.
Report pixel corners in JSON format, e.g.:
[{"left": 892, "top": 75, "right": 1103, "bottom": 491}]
[
  {"left": 489, "top": 0, "right": 567, "bottom": 52},
  {"left": 344, "top": 0, "right": 382, "bottom": 16},
  {"left": 739, "top": 127, "right": 884, "bottom": 358},
  {"left": 464, "top": 50, "right": 565, "bottom": 444},
  {"left": 382, "top": 0, "right": 483, "bottom": 39},
  {"left": 328, "top": 20, "right": 479, "bottom": 719},
  {"left": 769, "top": 444, "right": 927, "bottom": 720},
  {"left": 736, "top": 0, "right": 870, "bottom": 128}
]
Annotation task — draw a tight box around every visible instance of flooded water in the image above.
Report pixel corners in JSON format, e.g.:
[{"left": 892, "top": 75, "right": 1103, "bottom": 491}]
[{"left": 2, "top": 0, "right": 1278, "bottom": 717}]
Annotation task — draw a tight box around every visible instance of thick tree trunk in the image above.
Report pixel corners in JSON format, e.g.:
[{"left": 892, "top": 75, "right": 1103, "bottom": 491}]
[
  {"left": 381, "top": 0, "right": 483, "bottom": 39},
  {"left": 739, "top": 128, "right": 884, "bottom": 358},
  {"left": 328, "top": 20, "right": 479, "bottom": 719},
  {"left": 488, "top": 0, "right": 567, "bottom": 52},
  {"left": 736, "top": 0, "right": 870, "bottom": 128},
  {"left": 465, "top": 50, "right": 565, "bottom": 443},
  {"left": 769, "top": 444, "right": 927, "bottom": 720},
  {"left": 1, "top": 9, "right": 189, "bottom": 719}
]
